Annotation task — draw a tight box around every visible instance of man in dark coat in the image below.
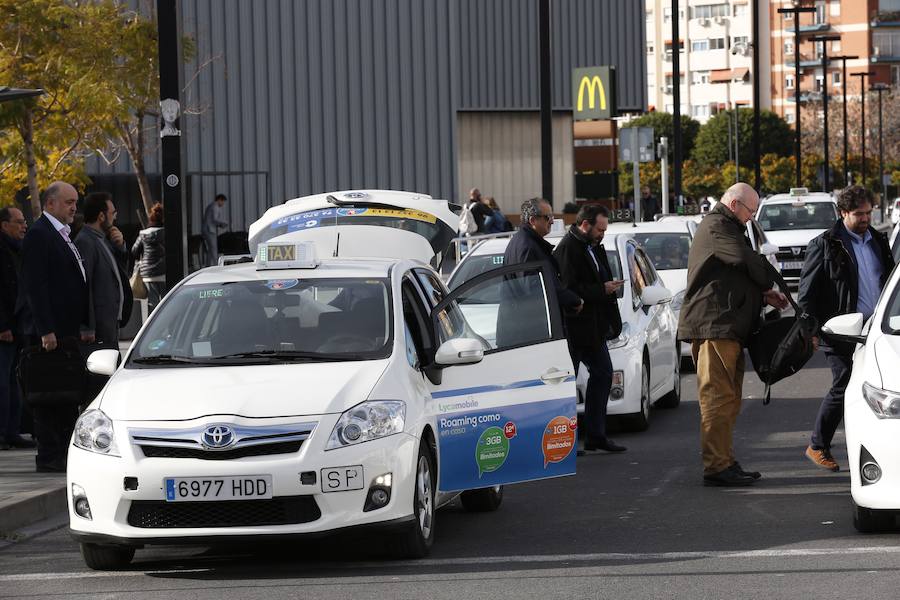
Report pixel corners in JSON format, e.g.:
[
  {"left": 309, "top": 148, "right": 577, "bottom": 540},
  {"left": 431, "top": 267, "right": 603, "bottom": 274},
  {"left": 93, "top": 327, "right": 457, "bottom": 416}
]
[
  {"left": 17, "top": 181, "right": 91, "bottom": 471},
  {"left": 0, "top": 206, "right": 33, "bottom": 450},
  {"left": 554, "top": 204, "right": 626, "bottom": 453},
  {"left": 640, "top": 187, "right": 660, "bottom": 222},
  {"left": 496, "top": 197, "right": 582, "bottom": 348},
  {"left": 466, "top": 188, "right": 494, "bottom": 234},
  {"left": 678, "top": 182, "right": 787, "bottom": 486},
  {"left": 798, "top": 185, "right": 894, "bottom": 472},
  {"left": 75, "top": 192, "right": 133, "bottom": 348}
]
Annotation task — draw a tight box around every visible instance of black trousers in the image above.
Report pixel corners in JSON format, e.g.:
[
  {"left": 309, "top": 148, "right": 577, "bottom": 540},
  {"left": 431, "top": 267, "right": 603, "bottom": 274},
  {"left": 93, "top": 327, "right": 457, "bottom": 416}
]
[
  {"left": 569, "top": 343, "right": 613, "bottom": 442},
  {"left": 810, "top": 351, "right": 853, "bottom": 451},
  {"left": 33, "top": 404, "right": 78, "bottom": 467}
]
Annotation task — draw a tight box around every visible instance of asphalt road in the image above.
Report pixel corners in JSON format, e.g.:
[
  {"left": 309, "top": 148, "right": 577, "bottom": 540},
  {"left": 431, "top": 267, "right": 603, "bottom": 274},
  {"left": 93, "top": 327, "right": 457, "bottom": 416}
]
[{"left": 3, "top": 352, "right": 900, "bottom": 599}]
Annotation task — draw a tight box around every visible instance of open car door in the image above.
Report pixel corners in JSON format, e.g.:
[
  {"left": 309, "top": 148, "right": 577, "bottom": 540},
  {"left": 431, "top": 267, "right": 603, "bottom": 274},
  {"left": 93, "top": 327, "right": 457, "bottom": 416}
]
[{"left": 427, "top": 262, "right": 577, "bottom": 492}]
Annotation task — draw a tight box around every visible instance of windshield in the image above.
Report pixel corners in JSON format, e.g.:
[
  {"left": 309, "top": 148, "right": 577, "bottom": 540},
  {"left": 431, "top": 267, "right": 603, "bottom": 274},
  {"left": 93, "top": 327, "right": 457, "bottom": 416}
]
[
  {"left": 757, "top": 202, "right": 838, "bottom": 231},
  {"left": 449, "top": 250, "right": 623, "bottom": 289},
  {"left": 130, "top": 278, "right": 392, "bottom": 366},
  {"left": 249, "top": 206, "right": 455, "bottom": 256},
  {"left": 631, "top": 233, "right": 691, "bottom": 271}
]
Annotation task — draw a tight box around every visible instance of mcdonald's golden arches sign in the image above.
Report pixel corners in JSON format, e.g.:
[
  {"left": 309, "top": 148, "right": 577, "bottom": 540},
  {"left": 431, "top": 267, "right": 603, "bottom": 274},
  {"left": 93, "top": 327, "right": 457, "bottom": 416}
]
[{"left": 572, "top": 66, "right": 617, "bottom": 121}]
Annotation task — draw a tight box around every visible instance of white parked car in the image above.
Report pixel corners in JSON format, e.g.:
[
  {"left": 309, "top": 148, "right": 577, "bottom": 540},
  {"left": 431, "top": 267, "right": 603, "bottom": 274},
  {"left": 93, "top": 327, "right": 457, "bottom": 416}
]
[
  {"left": 755, "top": 188, "right": 839, "bottom": 288},
  {"left": 890, "top": 198, "right": 900, "bottom": 225},
  {"left": 448, "top": 230, "right": 680, "bottom": 431},
  {"left": 68, "top": 191, "right": 580, "bottom": 569},
  {"left": 820, "top": 264, "right": 900, "bottom": 532}
]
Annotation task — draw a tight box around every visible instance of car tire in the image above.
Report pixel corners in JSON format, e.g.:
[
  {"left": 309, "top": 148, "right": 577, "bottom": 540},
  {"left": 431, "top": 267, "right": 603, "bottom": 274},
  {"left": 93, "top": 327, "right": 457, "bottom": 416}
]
[
  {"left": 853, "top": 500, "right": 895, "bottom": 533},
  {"left": 624, "top": 360, "right": 651, "bottom": 432},
  {"left": 392, "top": 442, "right": 436, "bottom": 558},
  {"left": 80, "top": 543, "right": 135, "bottom": 571},
  {"left": 461, "top": 485, "right": 504, "bottom": 512},
  {"left": 656, "top": 352, "right": 681, "bottom": 409}
]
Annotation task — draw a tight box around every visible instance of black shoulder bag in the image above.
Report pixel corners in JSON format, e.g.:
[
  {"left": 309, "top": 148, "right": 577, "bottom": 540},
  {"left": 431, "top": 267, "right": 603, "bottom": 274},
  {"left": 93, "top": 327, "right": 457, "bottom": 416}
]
[{"left": 747, "top": 269, "right": 818, "bottom": 405}]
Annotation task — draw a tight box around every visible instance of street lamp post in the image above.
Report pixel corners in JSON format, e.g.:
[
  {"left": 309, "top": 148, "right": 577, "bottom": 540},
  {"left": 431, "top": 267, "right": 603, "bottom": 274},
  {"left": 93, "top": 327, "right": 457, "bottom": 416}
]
[
  {"left": 851, "top": 71, "right": 873, "bottom": 189},
  {"left": 829, "top": 55, "right": 858, "bottom": 186},
  {"left": 751, "top": 0, "right": 761, "bottom": 192},
  {"left": 811, "top": 35, "right": 841, "bottom": 192},
  {"left": 672, "top": 0, "right": 683, "bottom": 206},
  {"left": 871, "top": 83, "right": 889, "bottom": 213},
  {"left": 778, "top": 5, "right": 817, "bottom": 188}
]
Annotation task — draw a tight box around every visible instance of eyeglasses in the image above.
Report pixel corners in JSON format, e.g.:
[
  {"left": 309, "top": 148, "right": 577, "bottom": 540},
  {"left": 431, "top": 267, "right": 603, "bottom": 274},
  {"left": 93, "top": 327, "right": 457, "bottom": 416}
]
[
  {"left": 735, "top": 199, "right": 757, "bottom": 216},
  {"left": 534, "top": 213, "right": 554, "bottom": 223}
]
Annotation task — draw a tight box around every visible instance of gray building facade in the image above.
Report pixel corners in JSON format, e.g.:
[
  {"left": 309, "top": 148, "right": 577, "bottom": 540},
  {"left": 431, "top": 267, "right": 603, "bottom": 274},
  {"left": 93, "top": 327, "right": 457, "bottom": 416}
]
[{"left": 88, "top": 0, "right": 646, "bottom": 232}]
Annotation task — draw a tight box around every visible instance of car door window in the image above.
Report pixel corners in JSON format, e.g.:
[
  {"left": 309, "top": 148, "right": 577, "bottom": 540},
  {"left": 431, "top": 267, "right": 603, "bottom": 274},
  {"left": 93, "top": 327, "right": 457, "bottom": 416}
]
[
  {"left": 432, "top": 262, "right": 563, "bottom": 352},
  {"left": 626, "top": 243, "right": 645, "bottom": 309},
  {"left": 634, "top": 248, "right": 658, "bottom": 287},
  {"left": 413, "top": 269, "right": 446, "bottom": 308},
  {"left": 402, "top": 278, "right": 433, "bottom": 367}
]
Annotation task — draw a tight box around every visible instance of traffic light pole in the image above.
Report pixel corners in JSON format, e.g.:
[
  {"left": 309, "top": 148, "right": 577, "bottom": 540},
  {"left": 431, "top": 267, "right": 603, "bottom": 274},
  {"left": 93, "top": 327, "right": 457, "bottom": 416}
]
[{"left": 778, "top": 5, "right": 815, "bottom": 188}]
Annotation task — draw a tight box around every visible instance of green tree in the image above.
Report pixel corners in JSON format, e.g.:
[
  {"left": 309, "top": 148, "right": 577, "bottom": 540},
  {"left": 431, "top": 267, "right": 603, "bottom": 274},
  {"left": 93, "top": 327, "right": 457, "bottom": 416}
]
[
  {"left": 760, "top": 153, "right": 794, "bottom": 194},
  {"left": 682, "top": 159, "right": 725, "bottom": 201},
  {"left": 691, "top": 109, "right": 793, "bottom": 167},
  {"left": 618, "top": 161, "right": 662, "bottom": 198},
  {"left": 622, "top": 111, "right": 700, "bottom": 163}
]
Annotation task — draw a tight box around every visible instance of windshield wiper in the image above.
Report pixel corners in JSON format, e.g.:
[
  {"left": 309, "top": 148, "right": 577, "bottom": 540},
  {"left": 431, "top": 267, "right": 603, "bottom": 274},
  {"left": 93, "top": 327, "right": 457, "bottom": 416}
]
[
  {"left": 131, "top": 354, "right": 206, "bottom": 365},
  {"left": 210, "top": 350, "right": 355, "bottom": 362}
]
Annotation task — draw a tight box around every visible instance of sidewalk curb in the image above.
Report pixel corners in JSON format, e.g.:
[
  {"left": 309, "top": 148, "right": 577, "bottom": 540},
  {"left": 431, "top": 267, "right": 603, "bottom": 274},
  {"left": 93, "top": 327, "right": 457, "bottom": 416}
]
[{"left": 0, "top": 486, "right": 67, "bottom": 539}]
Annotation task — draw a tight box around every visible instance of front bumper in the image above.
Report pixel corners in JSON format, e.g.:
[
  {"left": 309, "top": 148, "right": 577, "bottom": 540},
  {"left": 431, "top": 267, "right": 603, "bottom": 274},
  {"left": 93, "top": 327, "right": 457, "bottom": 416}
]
[
  {"left": 846, "top": 389, "right": 900, "bottom": 510},
  {"left": 67, "top": 417, "right": 419, "bottom": 545}
]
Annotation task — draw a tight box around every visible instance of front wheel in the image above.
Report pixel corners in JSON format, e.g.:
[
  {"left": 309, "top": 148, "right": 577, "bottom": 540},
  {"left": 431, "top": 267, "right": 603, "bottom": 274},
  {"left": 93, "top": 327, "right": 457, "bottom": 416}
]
[
  {"left": 80, "top": 543, "right": 135, "bottom": 571},
  {"left": 623, "top": 360, "right": 651, "bottom": 432},
  {"left": 461, "top": 485, "right": 504, "bottom": 512},
  {"left": 391, "top": 442, "right": 436, "bottom": 558}
]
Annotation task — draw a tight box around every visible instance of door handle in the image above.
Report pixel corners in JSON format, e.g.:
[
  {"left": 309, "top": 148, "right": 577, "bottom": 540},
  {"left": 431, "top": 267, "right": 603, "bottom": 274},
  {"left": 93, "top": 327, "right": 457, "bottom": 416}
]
[{"left": 540, "top": 368, "right": 573, "bottom": 384}]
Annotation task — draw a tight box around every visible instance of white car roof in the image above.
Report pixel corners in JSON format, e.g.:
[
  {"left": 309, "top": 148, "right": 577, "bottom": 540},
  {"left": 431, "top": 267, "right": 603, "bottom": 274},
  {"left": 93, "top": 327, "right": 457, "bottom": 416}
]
[
  {"left": 606, "top": 220, "right": 695, "bottom": 234},
  {"left": 184, "top": 257, "right": 397, "bottom": 286},
  {"left": 465, "top": 231, "right": 628, "bottom": 258},
  {"left": 761, "top": 193, "right": 835, "bottom": 205}
]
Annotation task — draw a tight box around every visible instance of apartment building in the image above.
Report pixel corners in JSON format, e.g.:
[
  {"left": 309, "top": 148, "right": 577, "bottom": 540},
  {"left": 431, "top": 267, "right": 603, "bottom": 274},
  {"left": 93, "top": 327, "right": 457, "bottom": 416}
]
[
  {"left": 646, "top": 0, "right": 771, "bottom": 123},
  {"left": 770, "top": 1, "right": 898, "bottom": 124}
]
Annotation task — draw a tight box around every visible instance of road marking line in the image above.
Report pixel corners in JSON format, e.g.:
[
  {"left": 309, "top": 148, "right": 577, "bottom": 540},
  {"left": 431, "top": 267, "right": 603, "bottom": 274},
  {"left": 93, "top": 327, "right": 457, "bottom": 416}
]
[{"left": 5, "top": 546, "right": 900, "bottom": 581}]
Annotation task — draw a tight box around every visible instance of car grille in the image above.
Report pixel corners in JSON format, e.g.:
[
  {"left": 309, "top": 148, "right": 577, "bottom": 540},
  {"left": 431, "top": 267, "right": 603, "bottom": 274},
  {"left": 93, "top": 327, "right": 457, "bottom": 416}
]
[
  {"left": 127, "top": 496, "right": 321, "bottom": 528},
  {"left": 139, "top": 440, "right": 304, "bottom": 460}
]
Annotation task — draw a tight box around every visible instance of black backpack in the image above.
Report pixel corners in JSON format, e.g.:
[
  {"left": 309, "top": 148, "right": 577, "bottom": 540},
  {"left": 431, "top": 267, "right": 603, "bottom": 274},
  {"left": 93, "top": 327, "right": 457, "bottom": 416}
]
[{"left": 747, "top": 269, "right": 818, "bottom": 405}]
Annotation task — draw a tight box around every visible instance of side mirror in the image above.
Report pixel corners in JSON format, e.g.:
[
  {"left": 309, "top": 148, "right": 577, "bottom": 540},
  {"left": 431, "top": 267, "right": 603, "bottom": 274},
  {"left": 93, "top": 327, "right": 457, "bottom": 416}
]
[
  {"left": 641, "top": 284, "right": 672, "bottom": 307},
  {"left": 821, "top": 313, "right": 867, "bottom": 345},
  {"left": 434, "top": 338, "right": 484, "bottom": 367},
  {"left": 86, "top": 349, "right": 121, "bottom": 376},
  {"left": 760, "top": 242, "right": 779, "bottom": 256}
]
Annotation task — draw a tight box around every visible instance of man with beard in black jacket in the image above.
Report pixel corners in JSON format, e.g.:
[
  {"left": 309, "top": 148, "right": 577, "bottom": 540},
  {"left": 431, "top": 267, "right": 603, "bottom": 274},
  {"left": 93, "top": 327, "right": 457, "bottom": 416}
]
[
  {"left": 554, "top": 204, "right": 626, "bottom": 454},
  {"left": 799, "top": 185, "right": 894, "bottom": 472}
]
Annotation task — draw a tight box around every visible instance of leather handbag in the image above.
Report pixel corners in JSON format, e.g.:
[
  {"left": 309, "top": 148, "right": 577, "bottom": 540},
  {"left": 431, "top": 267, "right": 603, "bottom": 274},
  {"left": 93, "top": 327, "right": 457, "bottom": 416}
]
[
  {"left": 17, "top": 337, "right": 87, "bottom": 407},
  {"left": 130, "top": 264, "right": 148, "bottom": 300}
]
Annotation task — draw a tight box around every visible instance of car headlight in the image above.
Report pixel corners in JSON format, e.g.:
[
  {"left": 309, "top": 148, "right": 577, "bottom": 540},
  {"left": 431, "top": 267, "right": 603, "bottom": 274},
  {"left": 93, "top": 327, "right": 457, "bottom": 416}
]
[
  {"left": 608, "top": 322, "right": 632, "bottom": 349},
  {"left": 326, "top": 401, "right": 406, "bottom": 450},
  {"left": 862, "top": 382, "right": 900, "bottom": 419},
  {"left": 73, "top": 409, "right": 120, "bottom": 456},
  {"left": 671, "top": 290, "right": 686, "bottom": 312}
]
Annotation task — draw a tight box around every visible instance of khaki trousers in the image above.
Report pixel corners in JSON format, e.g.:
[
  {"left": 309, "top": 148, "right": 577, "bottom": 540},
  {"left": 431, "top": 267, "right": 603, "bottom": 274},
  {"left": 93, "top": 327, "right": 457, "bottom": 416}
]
[{"left": 692, "top": 339, "right": 745, "bottom": 475}]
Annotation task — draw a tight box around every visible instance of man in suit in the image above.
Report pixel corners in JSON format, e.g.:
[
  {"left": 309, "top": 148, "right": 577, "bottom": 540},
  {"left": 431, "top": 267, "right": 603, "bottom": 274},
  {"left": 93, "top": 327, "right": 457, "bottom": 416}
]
[
  {"left": 17, "top": 181, "right": 90, "bottom": 471},
  {"left": 75, "top": 192, "right": 133, "bottom": 347},
  {"left": 554, "top": 204, "right": 626, "bottom": 454}
]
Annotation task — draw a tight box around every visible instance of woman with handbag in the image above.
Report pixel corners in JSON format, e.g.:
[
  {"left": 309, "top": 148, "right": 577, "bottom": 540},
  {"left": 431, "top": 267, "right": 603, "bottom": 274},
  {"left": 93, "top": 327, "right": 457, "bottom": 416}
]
[{"left": 131, "top": 203, "right": 166, "bottom": 312}]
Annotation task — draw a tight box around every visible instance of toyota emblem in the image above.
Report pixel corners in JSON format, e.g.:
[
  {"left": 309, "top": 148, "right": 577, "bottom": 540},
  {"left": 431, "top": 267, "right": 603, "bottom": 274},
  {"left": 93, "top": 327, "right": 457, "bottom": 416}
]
[{"left": 201, "top": 425, "right": 235, "bottom": 449}]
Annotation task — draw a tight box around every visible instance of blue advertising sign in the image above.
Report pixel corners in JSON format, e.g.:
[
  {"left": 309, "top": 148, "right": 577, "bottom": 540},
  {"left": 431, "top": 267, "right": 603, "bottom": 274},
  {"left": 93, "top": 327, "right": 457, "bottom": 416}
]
[{"left": 436, "top": 397, "right": 577, "bottom": 492}]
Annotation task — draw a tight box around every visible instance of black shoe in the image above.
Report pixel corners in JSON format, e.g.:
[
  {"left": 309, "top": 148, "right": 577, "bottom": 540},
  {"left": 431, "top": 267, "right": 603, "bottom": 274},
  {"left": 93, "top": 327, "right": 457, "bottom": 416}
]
[
  {"left": 703, "top": 465, "right": 756, "bottom": 487},
  {"left": 731, "top": 461, "right": 761, "bottom": 480},
  {"left": 6, "top": 435, "right": 36, "bottom": 449},
  {"left": 586, "top": 438, "right": 627, "bottom": 452}
]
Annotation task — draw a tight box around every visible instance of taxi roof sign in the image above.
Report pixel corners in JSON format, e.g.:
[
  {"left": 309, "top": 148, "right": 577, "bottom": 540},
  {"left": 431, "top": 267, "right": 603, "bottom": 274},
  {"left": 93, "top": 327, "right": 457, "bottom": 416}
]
[
  {"left": 789, "top": 187, "right": 809, "bottom": 197},
  {"left": 256, "top": 241, "right": 319, "bottom": 270}
]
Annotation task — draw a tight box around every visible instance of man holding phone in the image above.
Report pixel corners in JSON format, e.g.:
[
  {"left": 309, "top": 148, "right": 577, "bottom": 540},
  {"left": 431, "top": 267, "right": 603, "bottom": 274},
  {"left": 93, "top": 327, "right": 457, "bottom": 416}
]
[{"left": 554, "top": 204, "right": 626, "bottom": 454}]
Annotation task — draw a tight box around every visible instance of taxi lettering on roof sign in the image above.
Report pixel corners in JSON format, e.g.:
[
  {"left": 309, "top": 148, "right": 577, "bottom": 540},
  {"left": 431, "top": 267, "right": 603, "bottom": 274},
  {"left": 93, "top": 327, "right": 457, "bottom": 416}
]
[{"left": 256, "top": 241, "right": 319, "bottom": 270}]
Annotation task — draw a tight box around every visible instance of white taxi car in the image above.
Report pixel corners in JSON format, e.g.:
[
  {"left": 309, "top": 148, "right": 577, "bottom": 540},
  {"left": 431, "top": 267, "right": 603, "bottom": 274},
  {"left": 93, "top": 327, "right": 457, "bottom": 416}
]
[
  {"left": 448, "top": 230, "right": 680, "bottom": 432},
  {"left": 820, "top": 270, "right": 900, "bottom": 533},
  {"left": 755, "top": 188, "right": 839, "bottom": 288},
  {"left": 69, "top": 191, "right": 578, "bottom": 569}
]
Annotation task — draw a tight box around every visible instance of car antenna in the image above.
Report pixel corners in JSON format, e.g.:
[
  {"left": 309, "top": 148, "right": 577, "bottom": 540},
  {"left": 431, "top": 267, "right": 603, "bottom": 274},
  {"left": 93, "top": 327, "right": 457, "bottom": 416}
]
[{"left": 333, "top": 231, "right": 341, "bottom": 257}]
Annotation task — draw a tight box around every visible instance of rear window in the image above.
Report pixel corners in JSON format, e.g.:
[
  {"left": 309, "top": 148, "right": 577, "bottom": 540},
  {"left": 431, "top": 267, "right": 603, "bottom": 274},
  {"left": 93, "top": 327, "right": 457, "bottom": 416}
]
[
  {"left": 449, "top": 251, "right": 623, "bottom": 289},
  {"left": 631, "top": 233, "right": 691, "bottom": 270},
  {"left": 249, "top": 206, "right": 455, "bottom": 256}
]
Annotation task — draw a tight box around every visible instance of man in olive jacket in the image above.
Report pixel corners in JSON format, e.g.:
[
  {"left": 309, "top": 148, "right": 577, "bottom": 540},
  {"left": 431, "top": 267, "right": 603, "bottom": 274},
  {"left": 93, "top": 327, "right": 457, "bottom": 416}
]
[
  {"left": 678, "top": 182, "right": 787, "bottom": 486},
  {"left": 554, "top": 204, "right": 625, "bottom": 453}
]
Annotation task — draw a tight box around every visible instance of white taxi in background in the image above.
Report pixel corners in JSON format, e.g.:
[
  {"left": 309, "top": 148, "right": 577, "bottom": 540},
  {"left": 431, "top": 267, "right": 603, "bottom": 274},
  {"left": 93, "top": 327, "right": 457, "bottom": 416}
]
[
  {"left": 69, "top": 191, "right": 579, "bottom": 569},
  {"left": 821, "top": 266, "right": 900, "bottom": 533},
  {"left": 448, "top": 230, "right": 680, "bottom": 432},
  {"left": 755, "top": 188, "right": 839, "bottom": 288}
]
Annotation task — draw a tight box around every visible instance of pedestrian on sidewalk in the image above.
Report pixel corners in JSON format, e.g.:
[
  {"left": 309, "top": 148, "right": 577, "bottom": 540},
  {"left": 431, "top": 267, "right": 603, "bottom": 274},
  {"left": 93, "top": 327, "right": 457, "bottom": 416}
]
[
  {"left": 677, "top": 182, "right": 788, "bottom": 486},
  {"left": 799, "top": 185, "right": 894, "bottom": 472},
  {"left": 553, "top": 204, "right": 626, "bottom": 454},
  {"left": 202, "top": 193, "right": 229, "bottom": 267},
  {"left": 0, "top": 206, "right": 34, "bottom": 450},
  {"left": 17, "top": 182, "right": 91, "bottom": 472},
  {"left": 132, "top": 203, "right": 166, "bottom": 312},
  {"left": 75, "top": 192, "right": 133, "bottom": 348}
]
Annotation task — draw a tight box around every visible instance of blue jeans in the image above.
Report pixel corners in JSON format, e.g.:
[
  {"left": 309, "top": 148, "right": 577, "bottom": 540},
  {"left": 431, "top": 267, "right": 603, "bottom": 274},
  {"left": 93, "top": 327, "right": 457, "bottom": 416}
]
[
  {"left": 569, "top": 343, "right": 613, "bottom": 442},
  {"left": 0, "top": 342, "right": 22, "bottom": 441},
  {"left": 810, "top": 352, "right": 852, "bottom": 451}
]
